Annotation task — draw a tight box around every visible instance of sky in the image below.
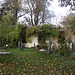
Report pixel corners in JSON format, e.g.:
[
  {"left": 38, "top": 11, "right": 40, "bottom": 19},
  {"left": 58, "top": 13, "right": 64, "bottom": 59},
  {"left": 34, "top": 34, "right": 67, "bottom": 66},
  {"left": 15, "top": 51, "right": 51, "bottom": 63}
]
[
  {"left": 0, "top": 0, "right": 75, "bottom": 26},
  {"left": 0, "top": 0, "right": 4, "bottom": 4},
  {"left": 19, "top": 0, "right": 74, "bottom": 26},
  {"left": 50, "top": 0, "right": 75, "bottom": 26},
  {"left": 18, "top": 0, "right": 72, "bottom": 26},
  {"left": 48, "top": 0, "right": 71, "bottom": 26}
]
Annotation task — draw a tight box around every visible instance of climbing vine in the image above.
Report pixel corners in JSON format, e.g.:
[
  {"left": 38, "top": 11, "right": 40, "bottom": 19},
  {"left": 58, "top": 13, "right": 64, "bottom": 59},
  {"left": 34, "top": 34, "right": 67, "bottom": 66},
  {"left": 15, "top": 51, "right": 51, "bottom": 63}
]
[{"left": 26, "top": 23, "right": 59, "bottom": 45}]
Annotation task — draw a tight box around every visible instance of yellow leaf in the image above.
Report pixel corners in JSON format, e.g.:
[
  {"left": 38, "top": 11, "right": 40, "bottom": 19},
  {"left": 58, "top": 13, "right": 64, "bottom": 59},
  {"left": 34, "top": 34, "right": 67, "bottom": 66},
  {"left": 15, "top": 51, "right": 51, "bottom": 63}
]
[
  {"left": 28, "top": 61, "right": 30, "bottom": 63},
  {"left": 0, "top": 63, "right": 3, "bottom": 65},
  {"left": 71, "top": 73, "right": 73, "bottom": 75},
  {"left": 25, "top": 63, "right": 27, "bottom": 65},
  {"left": 23, "top": 73, "right": 26, "bottom": 75},
  {"left": 51, "top": 63, "right": 53, "bottom": 65}
]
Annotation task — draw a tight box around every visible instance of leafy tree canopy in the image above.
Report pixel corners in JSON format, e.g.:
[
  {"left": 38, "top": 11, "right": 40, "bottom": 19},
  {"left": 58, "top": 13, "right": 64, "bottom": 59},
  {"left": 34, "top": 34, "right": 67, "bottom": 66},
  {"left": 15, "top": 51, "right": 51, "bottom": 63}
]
[{"left": 0, "top": 11, "right": 26, "bottom": 47}]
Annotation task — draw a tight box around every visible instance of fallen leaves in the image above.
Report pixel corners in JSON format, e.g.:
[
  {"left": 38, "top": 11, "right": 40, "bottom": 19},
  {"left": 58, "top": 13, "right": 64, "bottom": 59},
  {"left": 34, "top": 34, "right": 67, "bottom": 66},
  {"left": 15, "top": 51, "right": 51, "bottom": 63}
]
[
  {"left": 0, "top": 48, "right": 75, "bottom": 75},
  {"left": 0, "top": 63, "right": 3, "bottom": 66},
  {"left": 0, "top": 69, "right": 1, "bottom": 72}
]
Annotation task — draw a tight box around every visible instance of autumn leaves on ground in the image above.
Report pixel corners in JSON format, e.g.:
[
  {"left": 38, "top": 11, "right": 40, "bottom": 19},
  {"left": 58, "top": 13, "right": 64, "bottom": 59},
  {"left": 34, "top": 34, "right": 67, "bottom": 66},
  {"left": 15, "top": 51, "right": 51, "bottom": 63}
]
[{"left": 0, "top": 48, "right": 75, "bottom": 75}]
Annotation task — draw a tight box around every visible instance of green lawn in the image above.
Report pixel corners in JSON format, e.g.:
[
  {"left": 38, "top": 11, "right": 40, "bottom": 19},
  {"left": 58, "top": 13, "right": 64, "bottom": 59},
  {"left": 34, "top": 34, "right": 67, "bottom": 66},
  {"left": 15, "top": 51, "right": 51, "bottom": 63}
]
[{"left": 0, "top": 48, "right": 75, "bottom": 75}]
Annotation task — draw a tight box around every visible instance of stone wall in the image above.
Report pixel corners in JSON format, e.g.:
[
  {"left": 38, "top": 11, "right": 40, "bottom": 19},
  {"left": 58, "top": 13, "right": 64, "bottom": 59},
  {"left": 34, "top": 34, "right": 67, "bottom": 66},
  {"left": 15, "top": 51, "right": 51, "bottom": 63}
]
[{"left": 24, "top": 36, "right": 38, "bottom": 48}]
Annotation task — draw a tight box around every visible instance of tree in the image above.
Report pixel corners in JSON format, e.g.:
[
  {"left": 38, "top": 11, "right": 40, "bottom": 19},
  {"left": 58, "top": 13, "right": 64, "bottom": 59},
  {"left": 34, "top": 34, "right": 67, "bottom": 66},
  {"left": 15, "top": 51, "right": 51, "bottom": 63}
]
[
  {"left": 0, "top": 11, "right": 18, "bottom": 46},
  {"left": 60, "top": 13, "right": 75, "bottom": 36},
  {"left": 0, "top": 11, "right": 25, "bottom": 47},
  {"left": 18, "top": 23, "right": 27, "bottom": 43},
  {"left": 59, "top": 0, "right": 75, "bottom": 10},
  {"left": 69, "top": 17, "right": 75, "bottom": 35},
  {"left": 61, "top": 13, "right": 75, "bottom": 25},
  {"left": 23, "top": 0, "right": 52, "bottom": 26},
  {"left": 0, "top": 0, "right": 22, "bottom": 24},
  {"left": 0, "top": 0, "right": 54, "bottom": 26}
]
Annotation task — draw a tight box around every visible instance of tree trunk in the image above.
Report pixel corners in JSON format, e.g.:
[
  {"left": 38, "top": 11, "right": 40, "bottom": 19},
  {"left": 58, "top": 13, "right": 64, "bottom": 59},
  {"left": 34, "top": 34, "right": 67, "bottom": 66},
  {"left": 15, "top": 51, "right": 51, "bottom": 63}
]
[{"left": 15, "top": 9, "right": 18, "bottom": 24}]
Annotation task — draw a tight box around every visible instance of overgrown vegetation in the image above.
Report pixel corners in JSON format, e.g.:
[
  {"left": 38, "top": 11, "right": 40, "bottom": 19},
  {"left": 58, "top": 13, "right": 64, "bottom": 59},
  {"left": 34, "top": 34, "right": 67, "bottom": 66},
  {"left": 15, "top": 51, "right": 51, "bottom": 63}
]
[
  {"left": 26, "top": 24, "right": 59, "bottom": 49},
  {"left": 0, "top": 10, "right": 59, "bottom": 48},
  {"left": 69, "top": 17, "right": 75, "bottom": 35},
  {"left": 58, "top": 31, "right": 72, "bottom": 56},
  {"left": 0, "top": 11, "right": 26, "bottom": 48}
]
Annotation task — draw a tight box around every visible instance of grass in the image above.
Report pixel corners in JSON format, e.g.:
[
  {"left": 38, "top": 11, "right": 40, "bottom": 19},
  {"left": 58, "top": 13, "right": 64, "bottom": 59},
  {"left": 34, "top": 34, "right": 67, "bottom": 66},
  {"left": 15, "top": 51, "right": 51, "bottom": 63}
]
[{"left": 0, "top": 48, "right": 75, "bottom": 75}]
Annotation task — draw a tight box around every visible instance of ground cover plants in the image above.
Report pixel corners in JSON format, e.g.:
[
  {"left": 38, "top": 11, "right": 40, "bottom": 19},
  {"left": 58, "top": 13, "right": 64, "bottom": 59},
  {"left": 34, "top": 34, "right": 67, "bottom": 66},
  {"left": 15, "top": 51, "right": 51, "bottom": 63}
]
[{"left": 0, "top": 48, "right": 75, "bottom": 75}]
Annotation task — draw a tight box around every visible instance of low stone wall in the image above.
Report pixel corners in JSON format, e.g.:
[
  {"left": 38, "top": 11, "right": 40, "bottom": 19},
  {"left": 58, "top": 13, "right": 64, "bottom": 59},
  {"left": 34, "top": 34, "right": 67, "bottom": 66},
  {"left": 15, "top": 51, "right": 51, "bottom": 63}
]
[{"left": 0, "top": 52, "right": 11, "bottom": 54}]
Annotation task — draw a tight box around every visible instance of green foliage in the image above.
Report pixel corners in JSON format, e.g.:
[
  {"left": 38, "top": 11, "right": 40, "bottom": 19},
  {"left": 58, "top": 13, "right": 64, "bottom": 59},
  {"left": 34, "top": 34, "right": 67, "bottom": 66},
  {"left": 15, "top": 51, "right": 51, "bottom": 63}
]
[
  {"left": 18, "top": 23, "right": 27, "bottom": 43},
  {"left": 0, "top": 11, "right": 26, "bottom": 47},
  {"left": 65, "top": 50, "right": 72, "bottom": 57},
  {"left": 26, "top": 23, "right": 59, "bottom": 39},
  {"left": 58, "top": 31, "right": 66, "bottom": 56},
  {"left": 74, "top": 41, "right": 75, "bottom": 52},
  {"left": 0, "top": 11, "right": 12, "bottom": 37},
  {"left": 26, "top": 26, "right": 39, "bottom": 42},
  {"left": 0, "top": 11, "right": 14, "bottom": 46},
  {"left": 26, "top": 26, "right": 39, "bottom": 38},
  {"left": 38, "top": 24, "right": 59, "bottom": 48},
  {"left": 58, "top": 31, "right": 71, "bottom": 56},
  {"left": 58, "top": 31, "right": 65, "bottom": 44},
  {"left": 39, "top": 43, "right": 48, "bottom": 49},
  {"left": 70, "top": 17, "right": 75, "bottom": 26},
  {"left": 40, "top": 24, "right": 59, "bottom": 38},
  {"left": 0, "top": 48, "right": 75, "bottom": 74},
  {"left": 59, "top": 43, "right": 71, "bottom": 56},
  {"left": 27, "top": 36, "right": 36, "bottom": 43},
  {"left": 26, "top": 23, "right": 59, "bottom": 49},
  {"left": 69, "top": 17, "right": 75, "bottom": 35}
]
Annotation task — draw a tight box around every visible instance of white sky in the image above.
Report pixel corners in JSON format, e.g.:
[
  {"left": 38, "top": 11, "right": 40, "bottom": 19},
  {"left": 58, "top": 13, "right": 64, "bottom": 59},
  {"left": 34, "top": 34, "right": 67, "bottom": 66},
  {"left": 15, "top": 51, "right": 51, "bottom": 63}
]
[
  {"left": 0, "top": 0, "right": 4, "bottom": 3},
  {"left": 18, "top": 0, "right": 72, "bottom": 26},
  {"left": 0, "top": 0, "right": 75, "bottom": 26},
  {"left": 49, "top": 0, "right": 71, "bottom": 26}
]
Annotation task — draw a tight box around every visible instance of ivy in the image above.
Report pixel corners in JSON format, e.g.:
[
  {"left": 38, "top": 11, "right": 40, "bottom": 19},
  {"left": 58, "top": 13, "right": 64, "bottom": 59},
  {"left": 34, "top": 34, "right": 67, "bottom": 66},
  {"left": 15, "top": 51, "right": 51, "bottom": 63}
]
[
  {"left": 26, "top": 23, "right": 59, "bottom": 44},
  {"left": 26, "top": 26, "right": 39, "bottom": 39},
  {"left": 69, "top": 17, "right": 75, "bottom": 35}
]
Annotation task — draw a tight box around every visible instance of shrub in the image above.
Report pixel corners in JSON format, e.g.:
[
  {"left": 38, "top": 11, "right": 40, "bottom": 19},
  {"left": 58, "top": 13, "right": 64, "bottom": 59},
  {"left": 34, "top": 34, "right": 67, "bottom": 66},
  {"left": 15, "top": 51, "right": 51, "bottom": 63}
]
[
  {"left": 59, "top": 46, "right": 66, "bottom": 56},
  {"left": 39, "top": 42, "right": 48, "bottom": 49},
  {"left": 74, "top": 42, "right": 75, "bottom": 52},
  {"left": 65, "top": 50, "right": 71, "bottom": 56},
  {"left": 72, "top": 56, "right": 75, "bottom": 61},
  {"left": 58, "top": 43, "right": 71, "bottom": 56}
]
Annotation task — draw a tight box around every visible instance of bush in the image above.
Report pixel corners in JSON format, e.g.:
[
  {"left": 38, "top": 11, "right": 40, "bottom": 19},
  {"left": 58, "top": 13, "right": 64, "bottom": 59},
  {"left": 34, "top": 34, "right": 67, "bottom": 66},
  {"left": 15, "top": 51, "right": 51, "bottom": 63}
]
[
  {"left": 58, "top": 43, "right": 71, "bottom": 56},
  {"left": 74, "top": 42, "right": 75, "bottom": 52},
  {"left": 58, "top": 31, "right": 72, "bottom": 56},
  {"left": 39, "top": 43, "right": 48, "bottom": 49},
  {"left": 72, "top": 56, "right": 75, "bottom": 61},
  {"left": 59, "top": 47, "right": 66, "bottom": 56},
  {"left": 65, "top": 50, "right": 71, "bottom": 57}
]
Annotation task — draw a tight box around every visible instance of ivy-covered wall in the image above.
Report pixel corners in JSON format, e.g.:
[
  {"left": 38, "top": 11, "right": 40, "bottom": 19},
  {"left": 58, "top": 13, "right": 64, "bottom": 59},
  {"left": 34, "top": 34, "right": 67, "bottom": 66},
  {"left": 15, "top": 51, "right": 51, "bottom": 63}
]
[{"left": 26, "top": 23, "right": 59, "bottom": 48}]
